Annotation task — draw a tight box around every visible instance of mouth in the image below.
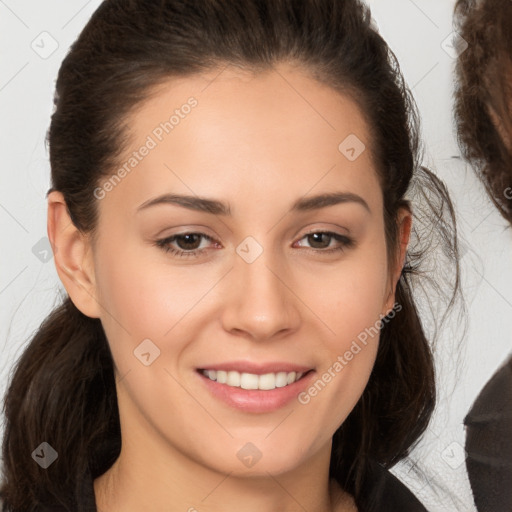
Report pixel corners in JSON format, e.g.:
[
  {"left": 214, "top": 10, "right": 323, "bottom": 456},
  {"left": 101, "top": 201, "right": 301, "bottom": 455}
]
[
  {"left": 198, "top": 369, "right": 307, "bottom": 391},
  {"left": 195, "top": 363, "right": 315, "bottom": 413}
]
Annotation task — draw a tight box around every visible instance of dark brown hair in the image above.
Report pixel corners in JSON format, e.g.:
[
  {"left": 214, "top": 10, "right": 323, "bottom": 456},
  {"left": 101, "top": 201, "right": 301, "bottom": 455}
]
[
  {"left": 454, "top": 0, "right": 512, "bottom": 223},
  {"left": 1, "top": 1, "right": 460, "bottom": 510}
]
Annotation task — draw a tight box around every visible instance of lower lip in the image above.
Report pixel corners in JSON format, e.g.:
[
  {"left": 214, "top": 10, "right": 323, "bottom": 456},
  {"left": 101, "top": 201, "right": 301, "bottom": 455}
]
[{"left": 197, "top": 370, "right": 315, "bottom": 413}]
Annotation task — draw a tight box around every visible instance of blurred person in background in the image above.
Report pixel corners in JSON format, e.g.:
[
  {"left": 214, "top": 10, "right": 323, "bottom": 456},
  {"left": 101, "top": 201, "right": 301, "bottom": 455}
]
[{"left": 454, "top": 0, "right": 512, "bottom": 510}]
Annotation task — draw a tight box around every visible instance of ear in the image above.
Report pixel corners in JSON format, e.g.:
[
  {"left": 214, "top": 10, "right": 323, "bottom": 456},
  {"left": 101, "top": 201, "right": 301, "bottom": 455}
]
[
  {"left": 47, "top": 190, "right": 101, "bottom": 318},
  {"left": 383, "top": 207, "right": 412, "bottom": 314}
]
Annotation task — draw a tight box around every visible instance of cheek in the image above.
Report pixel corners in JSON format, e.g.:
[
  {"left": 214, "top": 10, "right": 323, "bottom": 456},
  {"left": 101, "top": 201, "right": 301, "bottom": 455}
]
[
  {"left": 317, "top": 279, "right": 383, "bottom": 383},
  {"left": 92, "top": 245, "right": 220, "bottom": 416},
  {"left": 93, "top": 238, "right": 219, "bottom": 338},
  {"left": 298, "top": 239, "right": 388, "bottom": 418},
  {"left": 310, "top": 239, "right": 389, "bottom": 348}
]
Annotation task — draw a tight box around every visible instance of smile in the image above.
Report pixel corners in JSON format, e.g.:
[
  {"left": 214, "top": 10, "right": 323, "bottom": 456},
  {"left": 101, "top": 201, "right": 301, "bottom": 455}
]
[{"left": 200, "top": 369, "right": 304, "bottom": 390}]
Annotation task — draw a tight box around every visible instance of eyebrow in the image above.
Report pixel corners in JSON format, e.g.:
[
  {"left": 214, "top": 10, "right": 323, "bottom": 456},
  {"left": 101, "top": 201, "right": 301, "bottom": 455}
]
[{"left": 136, "top": 191, "right": 370, "bottom": 215}]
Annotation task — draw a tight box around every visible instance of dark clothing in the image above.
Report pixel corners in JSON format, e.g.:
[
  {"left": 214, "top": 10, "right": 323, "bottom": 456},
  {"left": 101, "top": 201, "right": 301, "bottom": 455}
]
[
  {"left": 355, "top": 460, "right": 428, "bottom": 511},
  {"left": 465, "top": 355, "right": 512, "bottom": 512}
]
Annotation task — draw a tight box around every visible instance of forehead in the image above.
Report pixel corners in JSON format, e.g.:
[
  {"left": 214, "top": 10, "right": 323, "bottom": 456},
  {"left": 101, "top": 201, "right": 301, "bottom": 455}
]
[
  {"left": 101, "top": 63, "right": 382, "bottom": 215},
  {"left": 127, "top": 63, "right": 374, "bottom": 152}
]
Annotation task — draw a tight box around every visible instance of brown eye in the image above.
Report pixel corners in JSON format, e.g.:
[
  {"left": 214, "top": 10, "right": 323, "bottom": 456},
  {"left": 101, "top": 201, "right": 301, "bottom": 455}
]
[
  {"left": 155, "top": 232, "right": 217, "bottom": 258},
  {"left": 294, "top": 231, "right": 355, "bottom": 254},
  {"left": 307, "top": 233, "right": 332, "bottom": 249},
  {"left": 174, "top": 234, "right": 203, "bottom": 250}
]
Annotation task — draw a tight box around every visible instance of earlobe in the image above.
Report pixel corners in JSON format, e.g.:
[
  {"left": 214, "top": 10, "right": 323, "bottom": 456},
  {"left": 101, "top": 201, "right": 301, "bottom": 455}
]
[{"left": 47, "top": 191, "right": 101, "bottom": 318}]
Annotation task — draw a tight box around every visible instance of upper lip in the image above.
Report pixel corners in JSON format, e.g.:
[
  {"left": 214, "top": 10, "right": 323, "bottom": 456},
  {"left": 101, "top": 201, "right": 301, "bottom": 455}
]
[{"left": 197, "top": 361, "right": 314, "bottom": 375}]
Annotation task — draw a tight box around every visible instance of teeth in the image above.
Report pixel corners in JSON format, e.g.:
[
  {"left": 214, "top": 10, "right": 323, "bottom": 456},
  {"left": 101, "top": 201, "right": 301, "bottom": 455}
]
[
  {"left": 258, "top": 373, "right": 276, "bottom": 390},
  {"left": 227, "top": 371, "right": 240, "bottom": 387},
  {"left": 240, "top": 373, "right": 259, "bottom": 390},
  {"left": 275, "top": 372, "right": 288, "bottom": 388},
  {"left": 202, "top": 369, "right": 305, "bottom": 390}
]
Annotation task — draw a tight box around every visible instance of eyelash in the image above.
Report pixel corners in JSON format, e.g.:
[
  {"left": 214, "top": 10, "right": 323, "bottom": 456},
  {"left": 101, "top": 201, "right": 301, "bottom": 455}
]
[{"left": 154, "top": 231, "right": 355, "bottom": 259}]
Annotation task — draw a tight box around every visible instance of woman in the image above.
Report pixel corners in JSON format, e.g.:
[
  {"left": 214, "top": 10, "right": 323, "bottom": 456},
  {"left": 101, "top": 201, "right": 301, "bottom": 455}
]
[
  {"left": 454, "top": 0, "right": 512, "bottom": 510},
  {"left": 1, "top": 1, "right": 459, "bottom": 511}
]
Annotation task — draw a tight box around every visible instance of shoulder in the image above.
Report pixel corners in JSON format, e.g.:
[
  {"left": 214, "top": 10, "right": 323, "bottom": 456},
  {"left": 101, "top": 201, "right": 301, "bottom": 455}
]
[
  {"left": 464, "top": 355, "right": 512, "bottom": 511},
  {"left": 465, "top": 354, "right": 512, "bottom": 458},
  {"left": 348, "top": 460, "right": 428, "bottom": 512},
  {"left": 465, "top": 355, "right": 512, "bottom": 422}
]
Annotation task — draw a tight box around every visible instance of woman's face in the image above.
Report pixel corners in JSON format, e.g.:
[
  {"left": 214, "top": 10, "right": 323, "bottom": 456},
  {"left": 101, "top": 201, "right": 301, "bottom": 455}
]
[{"left": 87, "top": 63, "right": 401, "bottom": 477}]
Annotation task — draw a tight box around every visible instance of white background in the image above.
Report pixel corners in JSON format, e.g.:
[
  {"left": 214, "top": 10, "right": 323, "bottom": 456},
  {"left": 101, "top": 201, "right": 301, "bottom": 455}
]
[{"left": 1, "top": 1, "right": 511, "bottom": 510}]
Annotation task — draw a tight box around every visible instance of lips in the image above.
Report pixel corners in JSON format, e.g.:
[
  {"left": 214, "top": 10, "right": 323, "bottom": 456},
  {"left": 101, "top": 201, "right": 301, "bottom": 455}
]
[{"left": 196, "top": 361, "right": 315, "bottom": 413}]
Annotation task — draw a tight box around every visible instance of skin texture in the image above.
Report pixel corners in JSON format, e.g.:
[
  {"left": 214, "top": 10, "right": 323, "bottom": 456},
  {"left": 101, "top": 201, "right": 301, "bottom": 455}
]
[{"left": 47, "top": 62, "right": 410, "bottom": 512}]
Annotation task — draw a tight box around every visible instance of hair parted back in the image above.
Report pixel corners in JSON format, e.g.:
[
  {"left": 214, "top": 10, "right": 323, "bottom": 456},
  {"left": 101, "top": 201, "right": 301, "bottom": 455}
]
[
  {"left": 454, "top": 0, "right": 512, "bottom": 224},
  {"left": 1, "top": 1, "right": 460, "bottom": 510}
]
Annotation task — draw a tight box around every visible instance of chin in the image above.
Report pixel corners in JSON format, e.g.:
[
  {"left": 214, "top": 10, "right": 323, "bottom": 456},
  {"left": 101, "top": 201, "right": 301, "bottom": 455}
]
[{"left": 199, "top": 440, "right": 315, "bottom": 479}]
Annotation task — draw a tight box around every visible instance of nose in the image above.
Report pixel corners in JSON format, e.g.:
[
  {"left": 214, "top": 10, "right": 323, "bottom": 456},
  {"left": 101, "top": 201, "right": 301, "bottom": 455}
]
[{"left": 220, "top": 247, "right": 301, "bottom": 341}]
